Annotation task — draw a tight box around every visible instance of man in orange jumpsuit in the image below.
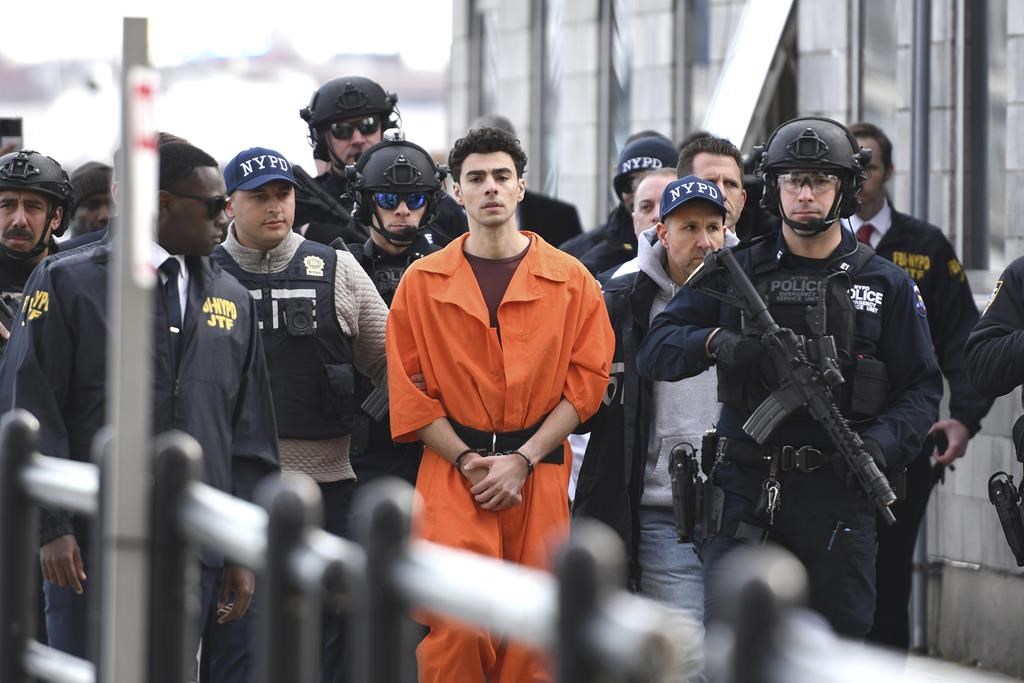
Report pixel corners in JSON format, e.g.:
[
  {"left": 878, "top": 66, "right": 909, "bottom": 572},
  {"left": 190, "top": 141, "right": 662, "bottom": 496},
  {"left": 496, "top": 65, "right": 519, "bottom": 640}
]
[{"left": 387, "top": 126, "right": 614, "bottom": 683}]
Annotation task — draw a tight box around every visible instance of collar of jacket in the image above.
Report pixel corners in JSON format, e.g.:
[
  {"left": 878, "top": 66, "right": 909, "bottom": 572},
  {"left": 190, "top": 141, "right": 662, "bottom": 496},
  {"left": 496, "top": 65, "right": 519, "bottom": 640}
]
[
  {"left": 756, "top": 226, "right": 863, "bottom": 275},
  {"left": 420, "top": 231, "right": 571, "bottom": 328},
  {"left": 221, "top": 224, "right": 305, "bottom": 273},
  {"left": 636, "top": 226, "right": 677, "bottom": 297}
]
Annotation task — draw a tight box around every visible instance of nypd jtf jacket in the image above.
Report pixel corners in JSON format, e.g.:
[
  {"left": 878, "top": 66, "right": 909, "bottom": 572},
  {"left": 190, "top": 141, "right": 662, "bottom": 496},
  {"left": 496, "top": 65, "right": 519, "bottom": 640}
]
[{"left": 2, "top": 239, "right": 280, "bottom": 551}]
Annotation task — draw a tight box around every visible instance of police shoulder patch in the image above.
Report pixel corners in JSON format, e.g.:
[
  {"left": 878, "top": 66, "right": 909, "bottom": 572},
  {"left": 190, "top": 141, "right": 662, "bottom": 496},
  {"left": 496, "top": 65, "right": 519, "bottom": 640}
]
[
  {"left": 913, "top": 283, "right": 928, "bottom": 318},
  {"left": 303, "top": 255, "right": 326, "bottom": 277},
  {"left": 23, "top": 289, "right": 49, "bottom": 322},
  {"left": 983, "top": 280, "right": 1003, "bottom": 316}
]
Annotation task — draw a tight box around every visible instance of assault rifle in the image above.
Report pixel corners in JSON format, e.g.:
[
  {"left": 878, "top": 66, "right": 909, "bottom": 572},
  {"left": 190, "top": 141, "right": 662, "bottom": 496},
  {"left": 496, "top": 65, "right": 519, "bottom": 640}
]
[{"left": 687, "top": 245, "right": 897, "bottom": 525}]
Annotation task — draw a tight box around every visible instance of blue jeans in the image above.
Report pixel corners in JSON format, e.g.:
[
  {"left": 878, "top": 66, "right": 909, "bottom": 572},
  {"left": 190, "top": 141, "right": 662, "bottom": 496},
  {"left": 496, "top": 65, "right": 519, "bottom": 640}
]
[
  {"left": 43, "top": 578, "right": 90, "bottom": 658},
  {"left": 637, "top": 506, "right": 704, "bottom": 621},
  {"left": 637, "top": 506, "right": 705, "bottom": 681},
  {"left": 198, "top": 565, "right": 257, "bottom": 683}
]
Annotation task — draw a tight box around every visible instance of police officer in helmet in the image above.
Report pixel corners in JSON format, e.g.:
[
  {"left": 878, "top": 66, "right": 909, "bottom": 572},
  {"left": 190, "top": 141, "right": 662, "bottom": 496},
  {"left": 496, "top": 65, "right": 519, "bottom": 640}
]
[
  {"left": 346, "top": 130, "right": 447, "bottom": 303},
  {"left": 636, "top": 116, "right": 942, "bottom": 637},
  {"left": 345, "top": 129, "right": 446, "bottom": 487},
  {"left": 295, "top": 76, "right": 466, "bottom": 247},
  {"left": 293, "top": 76, "right": 396, "bottom": 246},
  {"left": 0, "top": 150, "right": 73, "bottom": 345}
]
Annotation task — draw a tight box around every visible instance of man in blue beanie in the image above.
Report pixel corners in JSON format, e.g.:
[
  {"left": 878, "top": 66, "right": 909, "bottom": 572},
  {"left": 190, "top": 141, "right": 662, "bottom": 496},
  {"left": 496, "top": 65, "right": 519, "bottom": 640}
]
[{"left": 560, "top": 132, "right": 678, "bottom": 275}]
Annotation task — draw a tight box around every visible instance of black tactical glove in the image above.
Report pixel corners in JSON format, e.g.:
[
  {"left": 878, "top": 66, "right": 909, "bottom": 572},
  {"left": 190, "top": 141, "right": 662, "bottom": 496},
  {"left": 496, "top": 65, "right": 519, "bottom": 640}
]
[
  {"left": 835, "top": 437, "right": 891, "bottom": 495},
  {"left": 708, "top": 328, "right": 764, "bottom": 373},
  {"left": 861, "top": 438, "right": 886, "bottom": 470}
]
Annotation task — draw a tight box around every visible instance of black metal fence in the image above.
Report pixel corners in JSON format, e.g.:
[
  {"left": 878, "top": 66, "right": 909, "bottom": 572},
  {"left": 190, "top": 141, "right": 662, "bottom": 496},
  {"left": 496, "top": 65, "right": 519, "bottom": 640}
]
[
  {"left": 1, "top": 409, "right": 1008, "bottom": 683},
  {"left": 1, "top": 411, "right": 674, "bottom": 683}
]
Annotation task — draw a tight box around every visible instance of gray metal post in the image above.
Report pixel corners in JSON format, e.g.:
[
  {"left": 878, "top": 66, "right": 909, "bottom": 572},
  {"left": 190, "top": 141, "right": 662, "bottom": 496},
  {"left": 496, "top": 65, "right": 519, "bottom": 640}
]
[
  {"left": 707, "top": 545, "right": 808, "bottom": 683},
  {"left": 964, "top": 0, "right": 989, "bottom": 269},
  {"left": 911, "top": 0, "right": 931, "bottom": 219},
  {"left": 257, "top": 475, "right": 323, "bottom": 683},
  {"left": 0, "top": 411, "right": 41, "bottom": 683},
  {"left": 101, "top": 16, "right": 156, "bottom": 683},
  {"left": 556, "top": 521, "right": 626, "bottom": 683},
  {"left": 148, "top": 432, "right": 203, "bottom": 683},
  {"left": 910, "top": 0, "right": 931, "bottom": 654},
  {"left": 352, "top": 479, "right": 415, "bottom": 683}
]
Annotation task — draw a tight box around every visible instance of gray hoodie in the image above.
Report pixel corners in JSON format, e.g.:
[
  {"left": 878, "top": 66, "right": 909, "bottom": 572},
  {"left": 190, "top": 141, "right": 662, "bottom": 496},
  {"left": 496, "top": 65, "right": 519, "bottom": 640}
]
[{"left": 636, "top": 227, "right": 727, "bottom": 507}]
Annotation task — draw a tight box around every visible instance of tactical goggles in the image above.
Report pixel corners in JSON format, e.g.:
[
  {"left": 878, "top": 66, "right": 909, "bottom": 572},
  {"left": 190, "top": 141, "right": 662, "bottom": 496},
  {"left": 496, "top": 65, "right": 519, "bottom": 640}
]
[
  {"left": 166, "top": 190, "right": 228, "bottom": 219},
  {"left": 776, "top": 172, "right": 840, "bottom": 195},
  {"left": 372, "top": 191, "right": 428, "bottom": 211},
  {"left": 329, "top": 116, "right": 381, "bottom": 140}
]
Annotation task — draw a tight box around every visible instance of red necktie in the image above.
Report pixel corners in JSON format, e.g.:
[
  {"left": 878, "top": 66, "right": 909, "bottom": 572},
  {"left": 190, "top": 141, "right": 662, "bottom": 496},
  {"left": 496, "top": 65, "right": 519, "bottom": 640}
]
[{"left": 857, "top": 223, "right": 875, "bottom": 245}]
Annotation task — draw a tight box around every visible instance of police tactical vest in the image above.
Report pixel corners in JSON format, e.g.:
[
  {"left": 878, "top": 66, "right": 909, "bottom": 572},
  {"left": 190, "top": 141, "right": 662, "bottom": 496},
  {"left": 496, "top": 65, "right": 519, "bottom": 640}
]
[
  {"left": 216, "top": 240, "right": 355, "bottom": 439},
  {"left": 719, "top": 240, "right": 887, "bottom": 421},
  {"left": 350, "top": 237, "right": 438, "bottom": 307}
]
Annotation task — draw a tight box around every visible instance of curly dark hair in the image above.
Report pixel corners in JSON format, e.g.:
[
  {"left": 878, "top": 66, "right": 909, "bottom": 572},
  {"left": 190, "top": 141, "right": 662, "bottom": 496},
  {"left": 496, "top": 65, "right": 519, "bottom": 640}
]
[{"left": 448, "top": 127, "right": 528, "bottom": 182}]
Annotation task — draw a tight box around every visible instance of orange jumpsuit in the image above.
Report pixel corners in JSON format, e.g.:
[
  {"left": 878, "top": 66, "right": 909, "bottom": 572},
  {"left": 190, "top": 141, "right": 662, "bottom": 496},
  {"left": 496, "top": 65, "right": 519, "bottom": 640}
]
[{"left": 387, "top": 231, "right": 614, "bottom": 683}]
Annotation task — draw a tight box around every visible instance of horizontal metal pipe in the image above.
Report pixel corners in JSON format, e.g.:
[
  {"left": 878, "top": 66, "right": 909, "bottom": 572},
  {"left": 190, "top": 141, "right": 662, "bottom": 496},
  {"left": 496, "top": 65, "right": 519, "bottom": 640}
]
[
  {"left": 179, "top": 482, "right": 267, "bottom": 570},
  {"left": 23, "top": 640, "right": 96, "bottom": 683},
  {"left": 588, "top": 592, "right": 676, "bottom": 676},
  {"left": 393, "top": 540, "right": 559, "bottom": 649},
  {"left": 19, "top": 454, "right": 100, "bottom": 517},
  {"left": 290, "top": 527, "right": 365, "bottom": 600}
]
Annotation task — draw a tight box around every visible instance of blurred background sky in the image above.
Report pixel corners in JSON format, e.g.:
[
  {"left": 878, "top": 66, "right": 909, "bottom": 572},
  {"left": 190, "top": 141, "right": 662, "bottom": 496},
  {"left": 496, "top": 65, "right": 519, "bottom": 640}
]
[{"left": 0, "top": 2, "right": 454, "bottom": 172}]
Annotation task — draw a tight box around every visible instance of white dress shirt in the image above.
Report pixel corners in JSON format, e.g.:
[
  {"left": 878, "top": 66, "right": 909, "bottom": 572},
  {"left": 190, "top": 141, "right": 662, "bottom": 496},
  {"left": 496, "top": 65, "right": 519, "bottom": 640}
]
[
  {"left": 151, "top": 244, "right": 189, "bottom": 319},
  {"left": 843, "top": 199, "right": 892, "bottom": 249}
]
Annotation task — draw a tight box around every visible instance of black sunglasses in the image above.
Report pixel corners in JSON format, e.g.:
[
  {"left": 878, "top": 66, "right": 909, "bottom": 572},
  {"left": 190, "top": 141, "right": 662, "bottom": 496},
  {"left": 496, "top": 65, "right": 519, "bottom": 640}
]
[
  {"left": 166, "top": 190, "right": 228, "bottom": 219},
  {"left": 329, "top": 116, "right": 381, "bottom": 141}
]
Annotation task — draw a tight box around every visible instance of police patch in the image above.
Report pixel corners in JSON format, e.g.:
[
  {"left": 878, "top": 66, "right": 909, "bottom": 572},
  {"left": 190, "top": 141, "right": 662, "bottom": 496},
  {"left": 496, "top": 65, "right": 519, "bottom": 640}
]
[
  {"left": 947, "top": 258, "right": 966, "bottom": 283},
  {"left": 23, "top": 289, "right": 49, "bottom": 322},
  {"left": 848, "top": 284, "right": 884, "bottom": 314},
  {"left": 983, "top": 280, "right": 1003, "bottom": 315},
  {"left": 202, "top": 296, "right": 237, "bottom": 330},
  {"left": 303, "top": 255, "right": 326, "bottom": 278},
  {"left": 913, "top": 283, "right": 928, "bottom": 318}
]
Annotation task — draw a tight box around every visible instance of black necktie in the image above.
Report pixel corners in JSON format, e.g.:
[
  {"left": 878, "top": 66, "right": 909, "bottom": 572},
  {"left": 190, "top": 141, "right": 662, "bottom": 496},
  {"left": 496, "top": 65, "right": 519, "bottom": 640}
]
[{"left": 160, "top": 257, "right": 182, "bottom": 360}]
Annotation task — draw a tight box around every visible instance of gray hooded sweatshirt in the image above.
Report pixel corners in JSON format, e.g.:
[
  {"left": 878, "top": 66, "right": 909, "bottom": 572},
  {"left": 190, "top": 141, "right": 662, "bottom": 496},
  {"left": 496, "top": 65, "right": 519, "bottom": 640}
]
[{"left": 637, "top": 227, "right": 728, "bottom": 507}]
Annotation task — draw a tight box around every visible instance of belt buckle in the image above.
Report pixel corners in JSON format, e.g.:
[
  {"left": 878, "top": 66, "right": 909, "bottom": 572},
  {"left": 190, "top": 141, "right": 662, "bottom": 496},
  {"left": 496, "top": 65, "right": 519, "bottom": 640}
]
[
  {"left": 795, "top": 446, "right": 823, "bottom": 472},
  {"left": 491, "top": 433, "right": 497, "bottom": 456},
  {"left": 779, "top": 445, "right": 795, "bottom": 470}
]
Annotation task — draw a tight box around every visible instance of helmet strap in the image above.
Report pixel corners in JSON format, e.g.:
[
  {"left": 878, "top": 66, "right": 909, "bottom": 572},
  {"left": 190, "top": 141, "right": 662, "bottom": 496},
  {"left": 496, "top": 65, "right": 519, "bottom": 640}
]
[
  {"left": 1, "top": 203, "right": 56, "bottom": 261},
  {"left": 369, "top": 206, "right": 419, "bottom": 248},
  {"left": 777, "top": 187, "right": 845, "bottom": 236}
]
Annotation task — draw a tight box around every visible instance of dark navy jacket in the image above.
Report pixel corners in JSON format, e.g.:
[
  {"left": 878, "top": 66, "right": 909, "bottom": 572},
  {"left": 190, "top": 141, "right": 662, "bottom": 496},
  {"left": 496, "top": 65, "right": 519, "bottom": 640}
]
[
  {"left": 873, "top": 210, "right": 992, "bottom": 434},
  {"left": 635, "top": 228, "right": 943, "bottom": 468},
  {"left": 1, "top": 240, "right": 280, "bottom": 551},
  {"left": 572, "top": 269, "right": 657, "bottom": 586},
  {"left": 966, "top": 256, "right": 1024, "bottom": 398}
]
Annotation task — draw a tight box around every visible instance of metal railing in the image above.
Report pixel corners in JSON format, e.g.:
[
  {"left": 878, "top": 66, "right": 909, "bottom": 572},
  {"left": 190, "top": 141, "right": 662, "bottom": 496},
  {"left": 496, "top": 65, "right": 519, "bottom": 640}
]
[
  {"left": 4, "top": 409, "right": 1017, "bottom": 682},
  {"left": 1, "top": 411, "right": 676, "bottom": 682},
  {"left": 0, "top": 411, "right": 98, "bottom": 683}
]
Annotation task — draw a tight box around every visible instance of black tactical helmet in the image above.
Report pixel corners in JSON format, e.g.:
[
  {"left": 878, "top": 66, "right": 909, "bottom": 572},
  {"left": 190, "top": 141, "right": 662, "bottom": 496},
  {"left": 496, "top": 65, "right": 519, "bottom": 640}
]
[
  {"left": 0, "top": 150, "right": 74, "bottom": 250},
  {"left": 299, "top": 76, "right": 399, "bottom": 162},
  {"left": 346, "top": 130, "right": 448, "bottom": 245},
  {"left": 754, "top": 117, "right": 871, "bottom": 233}
]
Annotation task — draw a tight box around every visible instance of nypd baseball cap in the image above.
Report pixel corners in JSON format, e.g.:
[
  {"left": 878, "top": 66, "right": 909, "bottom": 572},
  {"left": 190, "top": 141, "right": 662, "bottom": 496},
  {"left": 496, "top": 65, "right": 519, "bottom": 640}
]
[
  {"left": 659, "top": 175, "right": 728, "bottom": 221},
  {"left": 223, "top": 147, "right": 299, "bottom": 194}
]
